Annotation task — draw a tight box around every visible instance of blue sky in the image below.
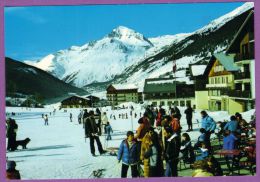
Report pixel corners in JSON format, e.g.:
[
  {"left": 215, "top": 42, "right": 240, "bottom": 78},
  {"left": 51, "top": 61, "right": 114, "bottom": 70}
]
[{"left": 4, "top": 2, "right": 244, "bottom": 61}]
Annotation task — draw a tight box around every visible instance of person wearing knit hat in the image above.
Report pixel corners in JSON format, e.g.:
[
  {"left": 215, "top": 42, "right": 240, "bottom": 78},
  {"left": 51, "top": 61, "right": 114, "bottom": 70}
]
[{"left": 6, "top": 161, "right": 21, "bottom": 180}]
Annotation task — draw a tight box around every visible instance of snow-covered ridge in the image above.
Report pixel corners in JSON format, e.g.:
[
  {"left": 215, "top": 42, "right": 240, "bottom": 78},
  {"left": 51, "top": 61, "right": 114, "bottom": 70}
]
[{"left": 195, "top": 2, "right": 253, "bottom": 34}]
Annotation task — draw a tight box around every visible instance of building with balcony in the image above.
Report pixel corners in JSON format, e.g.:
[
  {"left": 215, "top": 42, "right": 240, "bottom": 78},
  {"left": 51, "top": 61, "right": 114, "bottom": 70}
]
[
  {"left": 226, "top": 10, "right": 255, "bottom": 112},
  {"left": 143, "top": 78, "right": 195, "bottom": 108},
  {"left": 106, "top": 84, "right": 139, "bottom": 107},
  {"left": 204, "top": 53, "right": 239, "bottom": 112}
]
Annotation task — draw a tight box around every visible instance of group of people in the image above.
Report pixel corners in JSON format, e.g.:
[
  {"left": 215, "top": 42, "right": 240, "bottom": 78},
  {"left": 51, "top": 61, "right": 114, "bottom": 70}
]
[
  {"left": 116, "top": 104, "right": 256, "bottom": 178},
  {"left": 116, "top": 104, "right": 195, "bottom": 178}
]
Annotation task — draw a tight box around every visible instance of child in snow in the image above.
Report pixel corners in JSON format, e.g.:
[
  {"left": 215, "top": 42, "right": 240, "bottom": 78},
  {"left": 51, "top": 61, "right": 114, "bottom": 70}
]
[
  {"left": 6, "top": 161, "right": 21, "bottom": 180},
  {"left": 105, "top": 122, "right": 113, "bottom": 140},
  {"left": 117, "top": 131, "right": 139, "bottom": 178}
]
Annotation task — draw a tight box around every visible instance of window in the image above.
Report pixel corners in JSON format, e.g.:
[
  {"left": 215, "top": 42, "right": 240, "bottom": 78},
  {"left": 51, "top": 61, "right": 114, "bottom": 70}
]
[
  {"left": 226, "top": 77, "right": 228, "bottom": 83},
  {"left": 180, "top": 101, "right": 185, "bottom": 107},
  {"left": 222, "top": 77, "right": 225, "bottom": 83},
  {"left": 215, "top": 78, "right": 217, "bottom": 84},
  {"left": 152, "top": 102, "right": 157, "bottom": 106},
  {"left": 160, "top": 101, "right": 165, "bottom": 106},
  {"left": 186, "top": 100, "right": 191, "bottom": 106}
]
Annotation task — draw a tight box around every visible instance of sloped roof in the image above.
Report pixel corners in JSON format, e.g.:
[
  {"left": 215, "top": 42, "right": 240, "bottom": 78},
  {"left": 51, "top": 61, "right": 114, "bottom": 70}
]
[
  {"left": 190, "top": 65, "right": 207, "bottom": 76},
  {"left": 213, "top": 53, "right": 239, "bottom": 71},
  {"left": 112, "top": 84, "right": 138, "bottom": 90},
  {"left": 204, "top": 53, "right": 239, "bottom": 76},
  {"left": 226, "top": 10, "right": 254, "bottom": 53},
  {"left": 61, "top": 95, "right": 89, "bottom": 102},
  {"left": 144, "top": 78, "right": 176, "bottom": 93}
]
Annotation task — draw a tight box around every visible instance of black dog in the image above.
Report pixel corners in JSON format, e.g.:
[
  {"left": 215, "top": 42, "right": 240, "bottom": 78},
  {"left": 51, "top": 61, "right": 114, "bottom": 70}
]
[{"left": 15, "top": 138, "right": 31, "bottom": 149}]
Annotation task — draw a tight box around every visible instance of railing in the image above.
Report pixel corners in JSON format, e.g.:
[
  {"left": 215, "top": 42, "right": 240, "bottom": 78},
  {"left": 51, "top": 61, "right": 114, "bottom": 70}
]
[
  {"left": 234, "top": 72, "right": 251, "bottom": 80},
  {"left": 234, "top": 52, "right": 254, "bottom": 62},
  {"left": 144, "top": 93, "right": 194, "bottom": 100},
  {"left": 206, "top": 83, "right": 232, "bottom": 88},
  {"left": 227, "top": 90, "right": 251, "bottom": 98}
]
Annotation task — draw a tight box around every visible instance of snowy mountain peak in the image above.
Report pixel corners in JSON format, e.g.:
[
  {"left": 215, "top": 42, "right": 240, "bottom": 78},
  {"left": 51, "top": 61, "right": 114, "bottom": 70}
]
[{"left": 108, "top": 26, "right": 153, "bottom": 47}]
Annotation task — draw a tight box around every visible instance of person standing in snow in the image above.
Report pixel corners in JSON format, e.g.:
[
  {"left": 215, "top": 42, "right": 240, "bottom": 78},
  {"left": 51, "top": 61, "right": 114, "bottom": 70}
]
[
  {"left": 173, "top": 105, "right": 181, "bottom": 120},
  {"left": 117, "top": 131, "right": 139, "bottom": 178},
  {"left": 78, "top": 111, "right": 82, "bottom": 124},
  {"left": 105, "top": 122, "right": 113, "bottom": 140},
  {"left": 95, "top": 108, "right": 102, "bottom": 135},
  {"left": 44, "top": 114, "right": 48, "bottom": 126},
  {"left": 184, "top": 104, "right": 193, "bottom": 132},
  {"left": 70, "top": 113, "right": 73, "bottom": 122},
  {"left": 101, "top": 112, "right": 109, "bottom": 133},
  {"left": 163, "top": 126, "right": 180, "bottom": 177},
  {"left": 135, "top": 113, "right": 151, "bottom": 141},
  {"left": 6, "top": 118, "right": 18, "bottom": 151},
  {"left": 200, "top": 111, "right": 216, "bottom": 152},
  {"left": 85, "top": 111, "right": 106, "bottom": 156}
]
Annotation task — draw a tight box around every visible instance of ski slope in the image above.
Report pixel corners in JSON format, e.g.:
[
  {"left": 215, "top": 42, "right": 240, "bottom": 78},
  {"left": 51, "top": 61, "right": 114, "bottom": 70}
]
[{"left": 5, "top": 105, "right": 255, "bottom": 179}]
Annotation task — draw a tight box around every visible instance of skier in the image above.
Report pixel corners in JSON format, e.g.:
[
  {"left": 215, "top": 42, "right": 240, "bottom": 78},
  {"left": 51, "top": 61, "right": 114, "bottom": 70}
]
[
  {"left": 85, "top": 111, "right": 106, "bottom": 156},
  {"left": 184, "top": 104, "right": 193, "bottom": 132}
]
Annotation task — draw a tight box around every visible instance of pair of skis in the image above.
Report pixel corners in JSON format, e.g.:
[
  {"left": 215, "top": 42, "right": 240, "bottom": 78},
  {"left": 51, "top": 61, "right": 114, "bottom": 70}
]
[{"left": 89, "top": 169, "right": 105, "bottom": 178}]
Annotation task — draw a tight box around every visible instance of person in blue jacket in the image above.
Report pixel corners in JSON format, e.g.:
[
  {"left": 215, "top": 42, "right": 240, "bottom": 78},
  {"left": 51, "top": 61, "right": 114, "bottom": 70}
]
[
  {"left": 224, "top": 115, "right": 239, "bottom": 133},
  {"left": 200, "top": 111, "right": 216, "bottom": 152},
  {"left": 117, "top": 131, "right": 140, "bottom": 178}
]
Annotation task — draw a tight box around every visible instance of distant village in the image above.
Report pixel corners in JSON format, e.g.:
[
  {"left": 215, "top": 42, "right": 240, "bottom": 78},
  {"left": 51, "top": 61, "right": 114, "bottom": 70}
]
[{"left": 7, "top": 10, "right": 255, "bottom": 115}]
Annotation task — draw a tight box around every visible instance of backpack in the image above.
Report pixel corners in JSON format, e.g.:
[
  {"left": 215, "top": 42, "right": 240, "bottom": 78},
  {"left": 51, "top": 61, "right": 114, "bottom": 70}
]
[{"left": 171, "top": 117, "right": 180, "bottom": 132}]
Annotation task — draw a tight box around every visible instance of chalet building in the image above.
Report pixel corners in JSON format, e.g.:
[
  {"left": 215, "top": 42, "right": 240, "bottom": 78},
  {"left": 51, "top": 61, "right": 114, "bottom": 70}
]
[
  {"left": 106, "top": 84, "right": 139, "bottom": 107},
  {"left": 86, "top": 95, "right": 100, "bottom": 107},
  {"left": 205, "top": 53, "right": 239, "bottom": 112},
  {"left": 143, "top": 78, "right": 195, "bottom": 108},
  {"left": 225, "top": 10, "right": 255, "bottom": 113},
  {"left": 188, "top": 64, "right": 209, "bottom": 110},
  {"left": 61, "top": 95, "right": 90, "bottom": 108}
]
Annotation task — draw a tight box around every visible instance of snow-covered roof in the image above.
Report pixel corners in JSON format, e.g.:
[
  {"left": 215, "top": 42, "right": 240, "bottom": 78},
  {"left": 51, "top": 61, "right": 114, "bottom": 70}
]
[
  {"left": 191, "top": 65, "right": 207, "bottom": 76},
  {"left": 112, "top": 84, "right": 138, "bottom": 90},
  {"left": 147, "top": 79, "right": 174, "bottom": 84}
]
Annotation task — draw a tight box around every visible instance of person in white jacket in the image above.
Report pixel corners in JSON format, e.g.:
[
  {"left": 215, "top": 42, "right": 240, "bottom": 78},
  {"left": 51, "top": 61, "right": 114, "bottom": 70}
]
[{"left": 101, "top": 112, "right": 109, "bottom": 133}]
